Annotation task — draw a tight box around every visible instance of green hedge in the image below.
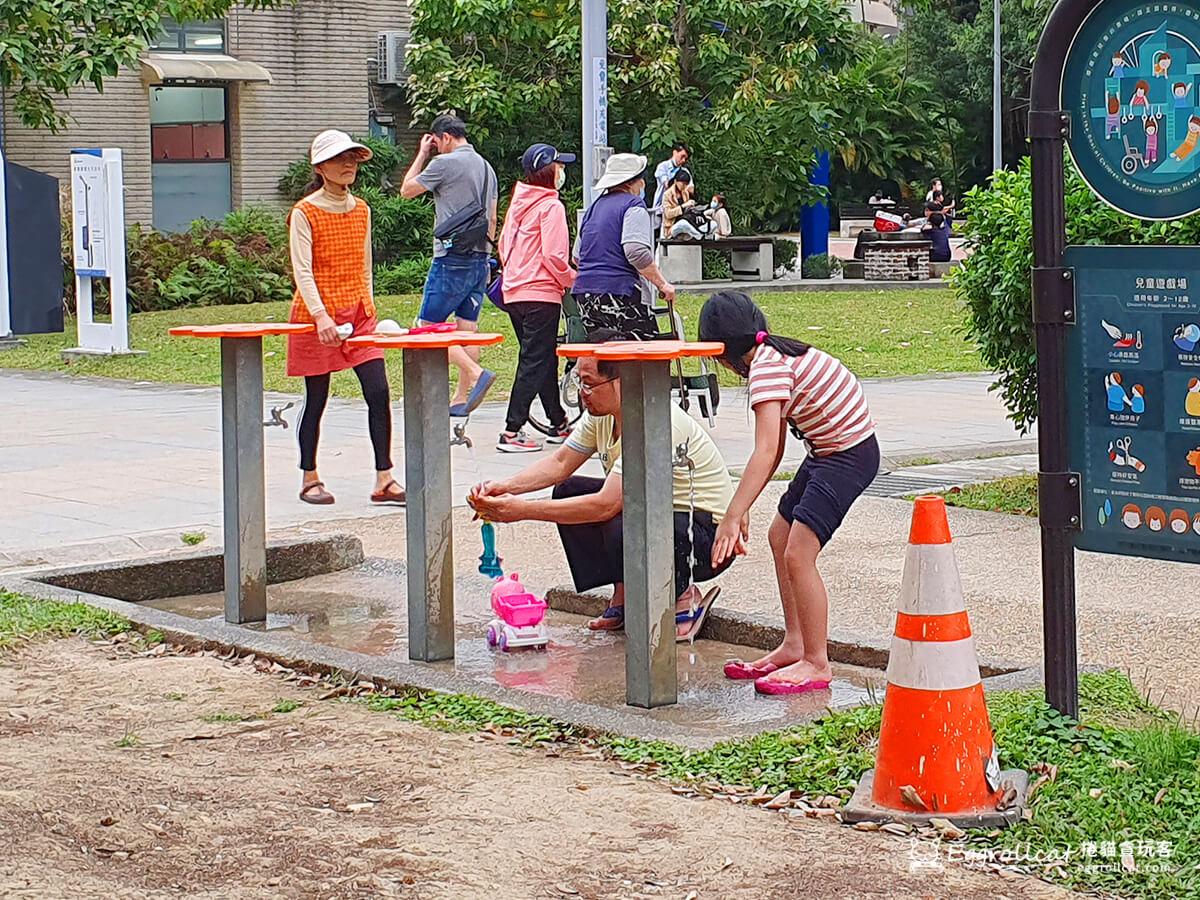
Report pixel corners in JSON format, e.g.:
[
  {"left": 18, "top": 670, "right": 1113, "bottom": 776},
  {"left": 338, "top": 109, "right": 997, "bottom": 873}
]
[{"left": 951, "top": 157, "right": 1200, "bottom": 433}]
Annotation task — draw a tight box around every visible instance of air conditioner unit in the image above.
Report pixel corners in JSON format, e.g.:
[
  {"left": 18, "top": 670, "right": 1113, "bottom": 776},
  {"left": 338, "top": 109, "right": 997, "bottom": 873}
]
[{"left": 377, "top": 31, "right": 409, "bottom": 85}]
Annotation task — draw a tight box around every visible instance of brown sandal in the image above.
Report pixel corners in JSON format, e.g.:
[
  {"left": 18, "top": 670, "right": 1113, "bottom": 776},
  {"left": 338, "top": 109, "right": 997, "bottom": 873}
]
[
  {"left": 299, "top": 481, "right": 335, "bottom": 505},
  {"left": 371, "top": 480, "right": 406, "bottom": 505}
]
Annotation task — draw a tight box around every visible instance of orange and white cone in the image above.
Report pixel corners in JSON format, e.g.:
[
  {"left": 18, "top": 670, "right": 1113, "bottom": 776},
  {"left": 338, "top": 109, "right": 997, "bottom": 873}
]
[{"left": 843, "top": 495, "right": 1027, "bottom": 827}]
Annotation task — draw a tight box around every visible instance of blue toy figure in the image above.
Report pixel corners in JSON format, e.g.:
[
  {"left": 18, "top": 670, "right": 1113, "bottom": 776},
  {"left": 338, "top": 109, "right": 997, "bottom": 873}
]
[{"left": 479, "top": 521, "right": 504, "bottom": 578}]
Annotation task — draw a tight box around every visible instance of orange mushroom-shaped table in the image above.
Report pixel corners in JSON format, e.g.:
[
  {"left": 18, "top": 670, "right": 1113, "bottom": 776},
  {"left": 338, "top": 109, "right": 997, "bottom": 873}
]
[
  {"left": 168, "top": 322, "right": 315, "bottom": 624},
  {"left": 345, "top": 329, "right": 504, "bottom": 662},
  {"left": 557, "top": 340, "right": 724, "bottom": 708}
]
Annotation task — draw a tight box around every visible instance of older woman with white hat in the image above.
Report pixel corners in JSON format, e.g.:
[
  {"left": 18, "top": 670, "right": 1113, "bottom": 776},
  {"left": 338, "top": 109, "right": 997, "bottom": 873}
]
[
  {"left": 287, "top": 129, "right": 405, "bottom": 507},
  {"left": 572, "top": 153, "right": 676, "bottom": 340}
]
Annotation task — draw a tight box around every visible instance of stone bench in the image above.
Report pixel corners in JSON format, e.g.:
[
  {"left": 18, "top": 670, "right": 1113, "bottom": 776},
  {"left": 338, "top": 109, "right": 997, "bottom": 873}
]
[
  {"left": 660, "top": 236, "right": 774, "bottom": 283},
  {"left": 864, "top": 238, "right": 932, "bottom": 281}
]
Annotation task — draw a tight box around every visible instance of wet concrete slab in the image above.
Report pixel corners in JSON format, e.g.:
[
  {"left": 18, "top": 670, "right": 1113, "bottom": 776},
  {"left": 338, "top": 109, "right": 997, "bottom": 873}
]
[{"left": 144, "top": 559, "right": 886, "bottom": 744}]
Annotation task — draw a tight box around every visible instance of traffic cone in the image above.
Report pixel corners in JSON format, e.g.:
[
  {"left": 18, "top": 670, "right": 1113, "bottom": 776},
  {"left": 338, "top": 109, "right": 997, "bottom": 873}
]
[{"left": 843, "top": 495, "right": 1027, "bottom": 828}]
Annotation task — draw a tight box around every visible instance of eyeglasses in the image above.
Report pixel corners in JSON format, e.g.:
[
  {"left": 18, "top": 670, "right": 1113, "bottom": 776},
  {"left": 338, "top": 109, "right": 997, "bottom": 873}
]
[{"left": 579, "top": 377, "right": 618, "bottom": 396}]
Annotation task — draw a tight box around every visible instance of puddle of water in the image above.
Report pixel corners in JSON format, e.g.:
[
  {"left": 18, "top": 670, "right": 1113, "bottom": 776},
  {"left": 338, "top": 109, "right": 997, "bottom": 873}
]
[{"left": 146, "top": 564, "right": 885, "bottom": 742}]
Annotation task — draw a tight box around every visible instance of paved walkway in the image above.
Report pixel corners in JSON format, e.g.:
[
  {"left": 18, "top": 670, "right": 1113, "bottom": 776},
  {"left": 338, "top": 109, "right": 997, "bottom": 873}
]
[{"left": 0, "top": 370, "right": 1030, "bottom": 566}]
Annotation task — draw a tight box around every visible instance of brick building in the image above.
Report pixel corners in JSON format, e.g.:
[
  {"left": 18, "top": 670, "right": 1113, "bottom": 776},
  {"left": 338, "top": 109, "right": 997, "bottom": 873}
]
[{"left": 4, "top": 2, "right": 414, "bottom": 231}]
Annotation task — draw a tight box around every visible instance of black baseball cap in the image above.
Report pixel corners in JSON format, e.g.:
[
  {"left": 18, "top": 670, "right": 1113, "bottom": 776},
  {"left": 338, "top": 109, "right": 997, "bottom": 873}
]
[{"left": 521, "top": 143, "right": 577, "bottom": 175}]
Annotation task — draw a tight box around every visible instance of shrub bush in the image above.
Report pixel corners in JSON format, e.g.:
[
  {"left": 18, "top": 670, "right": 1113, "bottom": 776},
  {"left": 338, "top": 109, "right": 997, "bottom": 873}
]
[
  {"left": 950, "top": 157, "right": 1200, "bottom": 433},
  {"left": 375, "top": 257, "right": 432, "bottom": 295},
  {"left": 702, "top": 249, "right": 732, "bottom": 281},
  {"left": 773, "top": 238, "right": 799, "bottom": 274},
  {"left": 121, "top": 208, "right": 292, "bottom": 312},
  {"left": 801, "top": 252, "right": 841, "bottom": 279}
]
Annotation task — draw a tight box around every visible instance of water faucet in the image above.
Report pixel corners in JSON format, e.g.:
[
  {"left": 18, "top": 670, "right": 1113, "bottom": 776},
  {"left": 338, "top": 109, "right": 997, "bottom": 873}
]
[{"left": 264, "top": 401, "right": 295, "bottom": 429}]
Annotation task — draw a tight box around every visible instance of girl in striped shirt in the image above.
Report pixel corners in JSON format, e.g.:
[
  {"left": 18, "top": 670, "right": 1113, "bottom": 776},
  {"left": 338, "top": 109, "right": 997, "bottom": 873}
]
[{"left": 699, "top": 291, "right": 879, "bottom": 695}]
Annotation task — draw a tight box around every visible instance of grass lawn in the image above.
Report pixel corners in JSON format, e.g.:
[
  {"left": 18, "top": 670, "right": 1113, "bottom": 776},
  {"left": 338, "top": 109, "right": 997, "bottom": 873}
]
[
  {"left": 934, "top": 474, "right": 1040, "bottom": 517},
  {"left": 3, "top": 590, "right": 1195, "bottom": 898},
  {"left": 0, "top": 289, "right": 981, "bottom": 400}
]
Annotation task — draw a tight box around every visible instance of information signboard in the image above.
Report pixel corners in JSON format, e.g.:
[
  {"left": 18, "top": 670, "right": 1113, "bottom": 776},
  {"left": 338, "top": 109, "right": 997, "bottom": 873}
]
[
  {"left": 1062, "top": 0, "right": 1200, "bottom": 220},
  {"left": 70, "top": 149, "right": 110, "bottom": 278},
  {"left": 1067, "top": 244, "right": 1200, "bottom": 564}
]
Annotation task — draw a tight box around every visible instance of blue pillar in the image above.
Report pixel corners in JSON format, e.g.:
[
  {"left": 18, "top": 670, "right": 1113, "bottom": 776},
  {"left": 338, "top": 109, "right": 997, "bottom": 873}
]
[{"left": 799, "top": 151, "right": 830, "bottom": 260}]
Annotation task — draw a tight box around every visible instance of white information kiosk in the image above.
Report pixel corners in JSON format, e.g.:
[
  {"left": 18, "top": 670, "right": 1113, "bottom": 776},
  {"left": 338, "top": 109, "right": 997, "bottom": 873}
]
[{"left": 65, "top": 148, "right": 140, "bottom": 357}]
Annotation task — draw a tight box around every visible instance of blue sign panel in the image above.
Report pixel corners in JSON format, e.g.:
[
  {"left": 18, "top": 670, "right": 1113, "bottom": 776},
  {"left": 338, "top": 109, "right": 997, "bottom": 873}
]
[
  {"left": 1062, "top": 0, "right": 1200, "bottom": 220},
  {"left": 1068, "top": 246, "right": 1200, "bottom": 563}
]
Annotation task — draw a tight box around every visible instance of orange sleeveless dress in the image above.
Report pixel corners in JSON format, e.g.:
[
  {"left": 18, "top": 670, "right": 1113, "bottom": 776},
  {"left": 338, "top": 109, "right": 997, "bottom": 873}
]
[{"left": 286, "top": 196, "right": 383, "bottom": 377}]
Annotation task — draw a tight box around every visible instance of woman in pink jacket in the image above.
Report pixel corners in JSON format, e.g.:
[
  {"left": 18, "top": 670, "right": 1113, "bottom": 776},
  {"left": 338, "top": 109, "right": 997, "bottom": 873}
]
[{"left": 496, "top": 143, "right": 578, "bottom": 452}]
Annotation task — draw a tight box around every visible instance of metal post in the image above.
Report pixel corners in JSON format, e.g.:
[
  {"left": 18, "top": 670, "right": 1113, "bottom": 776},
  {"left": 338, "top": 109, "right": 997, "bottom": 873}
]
[
  {"left": 993, "top": 0, "right": 1003, "bottom": 171},
  {"left": 618, "top": 360, "right": 677, "bottom": 708},
  {"left": 402, "top": 347, "right": 455, "bottom": 662},
  {"left": 581, "top": 0, "right": 608, "bottom": 208},
  {"left": 1029, "top": 0, "right": 1085, "bottom": 719},
  {"left": 220, "top": 336, "right": 267, "bottom": 624}
]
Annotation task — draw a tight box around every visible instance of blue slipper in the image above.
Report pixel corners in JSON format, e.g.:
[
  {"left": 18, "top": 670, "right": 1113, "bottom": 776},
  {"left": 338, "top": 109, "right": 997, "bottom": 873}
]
[
  {"left": 587, "top": 605, "right": 625, "bottom": 632},
  {"left": 464, "top": 370, "right": 497, "bottom": 413},
  {"left": 675, "top": 586, "right": 720, "bottom": 643}
]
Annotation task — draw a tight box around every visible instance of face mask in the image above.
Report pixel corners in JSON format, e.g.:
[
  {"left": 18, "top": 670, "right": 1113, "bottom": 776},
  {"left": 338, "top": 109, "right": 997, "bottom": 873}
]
[
  {"left": 555, "top": 167, "right": 566, "bottom": 190},
  {"left": 710, "top": 199, "right": 718, "bottom": 209}
]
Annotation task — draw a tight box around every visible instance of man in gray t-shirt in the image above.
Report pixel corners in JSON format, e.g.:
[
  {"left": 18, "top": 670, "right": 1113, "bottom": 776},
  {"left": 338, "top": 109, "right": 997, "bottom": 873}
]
[{"left": 401, "top": 114, "right": 499, "bottom": 412}]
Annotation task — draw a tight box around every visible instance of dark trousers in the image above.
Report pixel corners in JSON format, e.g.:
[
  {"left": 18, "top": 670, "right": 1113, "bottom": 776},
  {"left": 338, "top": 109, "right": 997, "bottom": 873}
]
[
  {"left": 552, "top": 476, "right": 732, "bottom": 596},
  {"left": 505, "top": 301, "right": 566, "bottom": 433},
  {"left": 298, "top": 358, "right": 393, "bottom": 472}
]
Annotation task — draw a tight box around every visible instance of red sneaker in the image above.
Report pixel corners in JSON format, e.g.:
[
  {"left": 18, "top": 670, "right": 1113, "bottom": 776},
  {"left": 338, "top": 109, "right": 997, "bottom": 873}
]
[{"left": 497, "top": 430, "right": 543, "bottom": 453}]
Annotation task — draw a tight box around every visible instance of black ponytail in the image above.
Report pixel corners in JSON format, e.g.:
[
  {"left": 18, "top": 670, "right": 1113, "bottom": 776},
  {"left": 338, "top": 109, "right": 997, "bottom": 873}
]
[{"left": 698, "top": 290, "right": 809, "bottom": 377}]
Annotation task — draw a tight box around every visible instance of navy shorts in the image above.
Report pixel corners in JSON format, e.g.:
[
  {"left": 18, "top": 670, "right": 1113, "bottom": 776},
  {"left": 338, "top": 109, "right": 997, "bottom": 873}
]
[
  {"left": 777, "top": 435, "right": 880, "bottom": 546},
  {"left": 419, "top": 252, "right": 488, "bottom": 324}
]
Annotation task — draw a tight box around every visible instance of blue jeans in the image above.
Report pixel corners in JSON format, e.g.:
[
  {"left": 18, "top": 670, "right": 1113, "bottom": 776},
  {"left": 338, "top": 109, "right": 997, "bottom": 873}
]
[{"left": 419, "top": 252, "right": 488, "bottom": 323}]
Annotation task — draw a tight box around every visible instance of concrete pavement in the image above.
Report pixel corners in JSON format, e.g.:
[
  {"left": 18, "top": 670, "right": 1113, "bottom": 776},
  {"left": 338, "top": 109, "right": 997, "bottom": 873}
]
[{"left": 0, "top": 369, "right": 1031, "bottom": 567}]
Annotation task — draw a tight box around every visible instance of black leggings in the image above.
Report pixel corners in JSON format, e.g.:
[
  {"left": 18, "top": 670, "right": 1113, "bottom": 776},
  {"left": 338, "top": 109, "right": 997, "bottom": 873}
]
[{"left": 298, "top": 358, "right": 393, "bottom": 472}]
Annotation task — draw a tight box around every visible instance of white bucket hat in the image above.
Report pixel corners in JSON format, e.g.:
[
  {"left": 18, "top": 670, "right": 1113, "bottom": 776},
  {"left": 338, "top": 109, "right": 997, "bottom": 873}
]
[
  {"left": 310, "top": 130, "right": 373, "bottom": 165},
  {"left": 593, "top": 153, "right": 648, "bottom": 193}
]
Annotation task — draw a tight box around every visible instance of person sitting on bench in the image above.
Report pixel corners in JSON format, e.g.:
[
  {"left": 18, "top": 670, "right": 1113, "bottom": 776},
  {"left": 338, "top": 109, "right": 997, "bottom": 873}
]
[{"left": 468, "top": 328, "right": 740, "bottom": 642}]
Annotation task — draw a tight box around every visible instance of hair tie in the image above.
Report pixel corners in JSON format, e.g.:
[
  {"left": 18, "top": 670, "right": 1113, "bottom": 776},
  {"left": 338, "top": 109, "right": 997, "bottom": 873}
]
[{"left": 755, "top": 331, "right": 769, "bottom": 345}]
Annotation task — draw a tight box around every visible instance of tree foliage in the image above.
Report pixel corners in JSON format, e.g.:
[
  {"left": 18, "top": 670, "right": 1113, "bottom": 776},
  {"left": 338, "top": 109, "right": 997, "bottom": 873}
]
[
  {"left": 406, "top": 0, "right": 878, "bottom": 226},
  {"left": 1, "top": 0, "right": 283, "bottom": 131},
  {"left": 895, "top": 0, "right": 1053, "bottom": 194},
  {"left": 953, "top": 159, "right": 1200, "bottom": 433}
]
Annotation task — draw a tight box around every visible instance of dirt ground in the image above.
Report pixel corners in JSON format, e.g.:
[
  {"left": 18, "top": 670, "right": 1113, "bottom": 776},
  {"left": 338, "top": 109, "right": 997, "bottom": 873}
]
[{"left": 0, "top": 638, "right": 1077, "bottom": 900}]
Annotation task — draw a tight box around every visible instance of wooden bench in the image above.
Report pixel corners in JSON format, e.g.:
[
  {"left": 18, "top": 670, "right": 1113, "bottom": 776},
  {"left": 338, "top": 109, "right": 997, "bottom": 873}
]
[{"left": 659, "top": 236, "right": 774, "bottom": 283}]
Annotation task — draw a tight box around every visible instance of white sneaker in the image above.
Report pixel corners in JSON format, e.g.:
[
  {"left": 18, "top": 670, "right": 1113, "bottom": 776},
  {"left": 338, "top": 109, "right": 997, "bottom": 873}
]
[{"left": 497, "top": 430, "right": 543, "bottom": 453}]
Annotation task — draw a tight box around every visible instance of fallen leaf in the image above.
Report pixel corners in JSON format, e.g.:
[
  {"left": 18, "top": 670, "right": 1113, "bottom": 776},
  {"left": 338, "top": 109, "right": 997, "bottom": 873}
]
[
  {"left": 1154, "top": 787, "right": 1168, "bottom": 805},
  {"left": 1109, "top": 759, "right": 1134, "bottom": 771},
  {"left": 1088, "top": 788, "right": 1104, "bottom": 800},
  {"left": 685, "top": 892, "right": 699, "bottom": 900},
  {"left": 881, "top": 822, "right": 913, "bottom": 836},
  {"left": 929, "top": 817, "right": 966, "bottom": 840},
  {"left": 364, "top": 796, "right": 383, "bottom": 804},
  {"left": 554, "top": 885, "right": 579, "bottom": 896},
  {"left": 99, "top": 817, "right": 116, "bottom": 827},
  {"left": 347, "top": 802, "right": 374, "bottom": 813},
  {"left": 900, "top": 785, "right": 928, "bottom": 810},
  {"left": 1121, "top": 853, "right": 1137, "bottom": 873},
  {"left": 853, "top": 821, "right": 881, "bottom": 832},
  {"left": 719, "top": 857, "right": 733, "bottom": 871}
]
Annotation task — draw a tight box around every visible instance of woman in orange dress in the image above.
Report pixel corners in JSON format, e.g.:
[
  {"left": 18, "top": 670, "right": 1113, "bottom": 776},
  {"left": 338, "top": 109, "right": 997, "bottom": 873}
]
[{"left": 287, "top": 130, "right": 405, "bottom": 506}]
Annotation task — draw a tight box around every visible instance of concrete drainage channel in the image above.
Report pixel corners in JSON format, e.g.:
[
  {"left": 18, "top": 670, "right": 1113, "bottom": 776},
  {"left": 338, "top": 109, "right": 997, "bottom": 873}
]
[{"left": 1, "top": 526, "right": 1042, "bottom": 747}]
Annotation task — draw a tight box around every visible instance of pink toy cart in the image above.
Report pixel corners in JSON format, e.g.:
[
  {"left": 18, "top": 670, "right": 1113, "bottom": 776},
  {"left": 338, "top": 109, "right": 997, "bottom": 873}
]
[{"left": 487, "top": 573, "right": 549, "bottom": 651}]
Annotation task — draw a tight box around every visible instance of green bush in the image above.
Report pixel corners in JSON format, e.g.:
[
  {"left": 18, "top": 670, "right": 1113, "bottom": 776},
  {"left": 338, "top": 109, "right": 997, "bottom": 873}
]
[
  {"left": 801, "top": 252, "right": 841, "bottom": 279},
  {"left": 701, "top": 249, "right": 732, "bottom": 281},
  {"left": 773, "top": 238, "right": 799, "bottom": 273},
  {"left": 358, "top": 186, "right": 435, "bottom": 263},
  {"left": 950, "top": 157, "right": 1200, "bottom": 433},
  {"left": 375, "top": 257, "right": 432, "bottom": 295},
  {"left": 123, "top": 210, "right": 293, "bottom": 312}
]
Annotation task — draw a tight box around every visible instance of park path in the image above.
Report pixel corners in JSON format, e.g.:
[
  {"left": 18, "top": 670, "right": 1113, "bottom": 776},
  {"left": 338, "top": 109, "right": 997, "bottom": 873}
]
[{"left": 0, "top": 369, "right": 1031, "bottom": 567}]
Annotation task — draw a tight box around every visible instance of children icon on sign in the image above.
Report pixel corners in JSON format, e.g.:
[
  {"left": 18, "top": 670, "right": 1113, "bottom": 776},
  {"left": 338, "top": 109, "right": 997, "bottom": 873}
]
[{"left": 1104, "top": 372, "right": 1145, "bottom": 414}]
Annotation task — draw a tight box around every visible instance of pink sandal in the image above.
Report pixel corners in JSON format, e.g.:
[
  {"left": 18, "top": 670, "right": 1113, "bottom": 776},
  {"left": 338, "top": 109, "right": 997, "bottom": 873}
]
[
  {"left": 754, "top": 676, "right": 832, "bottom": 696},
  {"left": 723, "top": 660, "right": 780, "bottom": 681}
]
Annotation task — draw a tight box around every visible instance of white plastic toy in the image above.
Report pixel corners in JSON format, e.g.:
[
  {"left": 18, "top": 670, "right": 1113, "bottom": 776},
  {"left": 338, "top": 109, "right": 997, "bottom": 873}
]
[
  {"left": 375, "top": 318, "right": 404, "bottom": 334},
  {"left": 335, "top": 322, "right": 354, "bottom": 339},
  {"left": 486, "top": 573, "right": 549, "bottom": 652}
]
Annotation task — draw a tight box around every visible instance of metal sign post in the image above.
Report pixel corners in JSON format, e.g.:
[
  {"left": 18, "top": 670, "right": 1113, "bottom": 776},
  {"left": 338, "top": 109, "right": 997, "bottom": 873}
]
[
  {"left": 65, "top": 148, "right": 140, "bottom": 357},
  {"left": 1032, "top": 0, "right": 1200, "bottom": 718},
  {"left": 581, "top": 0, "right": 611, "bottom": 208}
]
